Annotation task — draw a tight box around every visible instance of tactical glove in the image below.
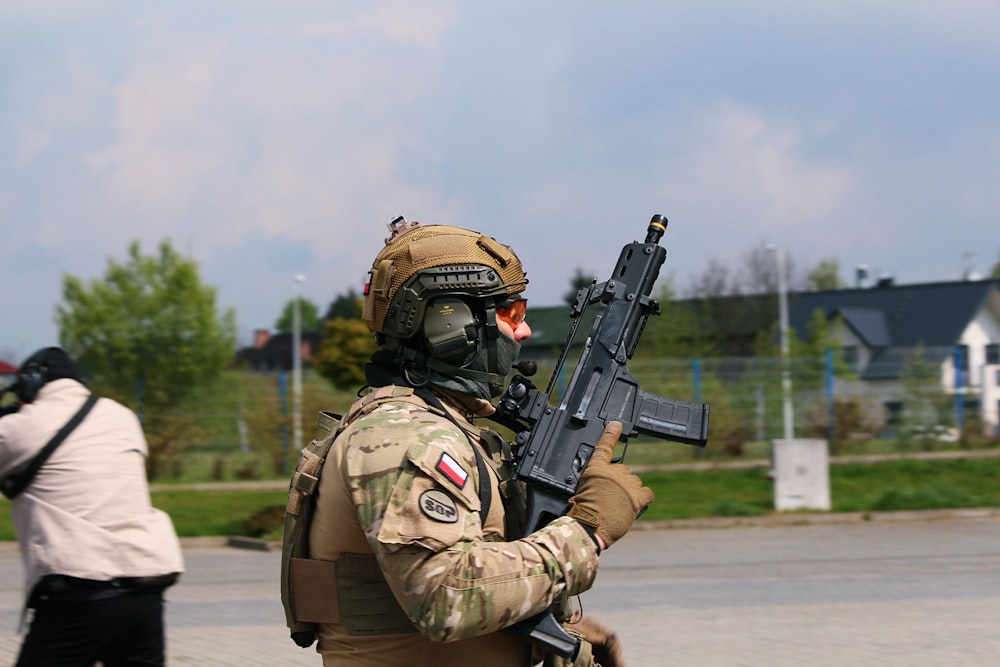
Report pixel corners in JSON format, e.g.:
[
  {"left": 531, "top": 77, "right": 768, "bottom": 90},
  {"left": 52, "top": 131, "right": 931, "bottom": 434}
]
[{"left": 567, "top": 421, "right": 654, "bottom": 549}]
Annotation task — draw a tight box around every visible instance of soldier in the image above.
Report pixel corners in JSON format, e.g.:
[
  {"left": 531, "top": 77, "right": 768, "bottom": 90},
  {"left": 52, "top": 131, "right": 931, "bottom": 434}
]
[{"left": 281, "top": 218, "right": 652, "bottom": 666}]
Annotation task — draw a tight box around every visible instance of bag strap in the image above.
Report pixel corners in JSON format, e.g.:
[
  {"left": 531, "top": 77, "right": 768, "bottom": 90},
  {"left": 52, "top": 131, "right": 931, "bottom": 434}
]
[
  {"left": 1, "top": 394, "right": 99, "bottom": 500},
  {"left": 414, "top": 388, "right": 493, "bottom": 524}
]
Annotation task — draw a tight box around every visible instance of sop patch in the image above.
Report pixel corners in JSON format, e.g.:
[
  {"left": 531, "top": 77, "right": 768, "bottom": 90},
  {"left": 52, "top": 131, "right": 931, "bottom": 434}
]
[
  {"left": 435, "top": 452, "right": 469, "bottom": 489},
  {"left": 419, "top": 489, "right": 459, "bottom": 523}
]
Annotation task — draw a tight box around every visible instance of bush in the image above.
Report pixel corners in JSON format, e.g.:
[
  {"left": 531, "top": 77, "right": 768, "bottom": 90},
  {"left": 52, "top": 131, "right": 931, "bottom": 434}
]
[
  {"left": 802, "top": 394, "right": 886, "bottom": 453},
  {"left": 960, "top": 415, "right": 1000, "bottom": 449},
  {"left": 242, "top": 505, "right": 286, "bottom": 538}
]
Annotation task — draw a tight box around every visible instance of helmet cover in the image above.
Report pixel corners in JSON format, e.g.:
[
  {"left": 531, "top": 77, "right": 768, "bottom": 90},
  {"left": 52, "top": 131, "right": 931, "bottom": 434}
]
[{"left": 362, "top": 220, "right": 527, "bottom": 341}]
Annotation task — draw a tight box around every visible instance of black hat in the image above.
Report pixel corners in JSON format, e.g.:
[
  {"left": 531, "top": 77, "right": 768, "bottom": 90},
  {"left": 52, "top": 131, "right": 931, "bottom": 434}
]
[{"left": 13, "top": 347, "right": 81, "bottom": 402}]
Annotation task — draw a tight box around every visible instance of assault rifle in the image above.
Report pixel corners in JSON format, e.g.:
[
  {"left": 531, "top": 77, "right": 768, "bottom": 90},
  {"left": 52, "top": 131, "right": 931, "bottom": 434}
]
[{"left": 491, "top": 214, "right": 710, "bottom": 659}]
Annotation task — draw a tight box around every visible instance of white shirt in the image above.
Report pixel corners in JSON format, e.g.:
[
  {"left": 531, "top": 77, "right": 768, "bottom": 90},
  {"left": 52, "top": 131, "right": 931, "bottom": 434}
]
[{"left": 0, "top": 379, "right": 184, "bottom": 595}]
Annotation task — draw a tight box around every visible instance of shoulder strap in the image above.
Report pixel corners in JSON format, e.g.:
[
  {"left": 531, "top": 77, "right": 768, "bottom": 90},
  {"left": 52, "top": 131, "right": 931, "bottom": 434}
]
[
  {"left": 1, "top": 393, "right": 99, "bottom": 500},
  {"left": 414, "top": 388, "right": 492, "bottom": 524}
]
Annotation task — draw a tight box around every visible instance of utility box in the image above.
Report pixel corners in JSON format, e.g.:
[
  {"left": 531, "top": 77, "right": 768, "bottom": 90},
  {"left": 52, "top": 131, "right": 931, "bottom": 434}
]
[{"left": 772, "top": 439, "right": 831, "bottom": 511}]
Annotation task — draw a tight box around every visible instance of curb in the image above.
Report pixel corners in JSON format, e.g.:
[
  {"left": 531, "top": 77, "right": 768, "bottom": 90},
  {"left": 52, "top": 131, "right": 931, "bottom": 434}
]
[
  {"left": 636, "top": 506, "right": 1000, "bottom": 531},
  {"left": 224, "top": 536, "right": 279, "bottom": 551},
  {"left": 2, "top": 508, "right": 997, "bottom": 555},
  {"left": 214, "top": 507, "right": 1000, "bottom": 551}
]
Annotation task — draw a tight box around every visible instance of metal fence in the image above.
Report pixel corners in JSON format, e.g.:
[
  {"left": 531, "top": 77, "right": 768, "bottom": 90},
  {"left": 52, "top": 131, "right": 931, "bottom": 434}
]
[{"left": 146, "top": 351, "right": 998, "bottom": 480}]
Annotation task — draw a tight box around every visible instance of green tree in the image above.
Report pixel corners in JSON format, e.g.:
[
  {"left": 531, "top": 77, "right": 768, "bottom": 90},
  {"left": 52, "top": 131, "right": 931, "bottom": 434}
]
[
  {"left": 57, "top": 240, "right": 237, "bottom": 478},
  {"left": 275, "top": 297, "right": 320, "bottom": 334},
  {"left": 806, "top": 258, "right": 844, "bottom": 290},
  {"left": 789, "top": 308, "right": 853, "bottom": 378},
  {"left": 324, "top": 288, "right": 363, "bottom": 320},
  {"left": 564, "top": 268, "right": 597, "bottom": 305},
  {"left": 313, "top": 318, "right": 377, "bottom": 389},
  {"left": 991, "top": 251, "right": 1000, "bottom": 279},
  {"left": 894, "top": 344, "right": 953, "bottom": 450},
  {"left": 640, "top": 280, "right": 724, "bottom": 358}
]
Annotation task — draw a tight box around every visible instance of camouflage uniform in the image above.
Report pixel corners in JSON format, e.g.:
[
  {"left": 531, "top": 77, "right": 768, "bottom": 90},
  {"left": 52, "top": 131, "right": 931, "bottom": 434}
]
[{"left": 308, "top": 387, "right": 600, "bottom": 667}]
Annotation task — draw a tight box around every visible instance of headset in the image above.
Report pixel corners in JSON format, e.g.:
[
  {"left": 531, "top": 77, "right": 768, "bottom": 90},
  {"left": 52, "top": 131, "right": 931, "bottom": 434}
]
[{"left": 422, "top": 297, "right": 480, "bottom": 364}]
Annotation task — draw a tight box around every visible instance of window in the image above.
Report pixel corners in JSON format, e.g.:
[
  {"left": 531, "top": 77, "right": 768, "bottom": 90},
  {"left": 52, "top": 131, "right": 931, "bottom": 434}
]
[
  {"left": 964, "top": 398, "right": 981, "bottom": 417},
  {"left": 884, "top": 401, "right": 904, "bottom": 427},
  {"left": 986, "top": 343, "right": 999, "bottom": 365},
  {"left": 842, "top": 345, "right": 858, "bottom": 369}
]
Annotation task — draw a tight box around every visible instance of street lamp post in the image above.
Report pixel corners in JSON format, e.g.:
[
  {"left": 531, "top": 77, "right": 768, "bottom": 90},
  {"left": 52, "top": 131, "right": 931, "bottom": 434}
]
[
  {"left": 769, "top": 244, "right": 794, "bottom": 440},
  {"left": 292, "top": 274, "right": 306, "bottom": 456}
]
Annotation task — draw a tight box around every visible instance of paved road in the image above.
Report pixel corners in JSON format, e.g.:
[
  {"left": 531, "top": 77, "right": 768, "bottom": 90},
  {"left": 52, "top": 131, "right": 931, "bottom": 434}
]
[{"left": 0, "top": 512, "right": 998, "bottom": 666}]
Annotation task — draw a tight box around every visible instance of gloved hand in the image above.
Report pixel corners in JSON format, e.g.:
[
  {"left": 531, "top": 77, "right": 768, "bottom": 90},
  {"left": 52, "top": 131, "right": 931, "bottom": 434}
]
[
  {"left": 565, "top": 616, "right": 625, "bottom": 667},
  {"left": 567, "top": 421, "right": 654, "bottom": 549}
]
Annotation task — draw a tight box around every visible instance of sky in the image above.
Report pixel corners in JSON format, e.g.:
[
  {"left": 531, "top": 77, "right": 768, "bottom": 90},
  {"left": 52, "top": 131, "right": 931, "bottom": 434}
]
[{"left": 2, "top": 0, "right": 999, "bottom": 362}]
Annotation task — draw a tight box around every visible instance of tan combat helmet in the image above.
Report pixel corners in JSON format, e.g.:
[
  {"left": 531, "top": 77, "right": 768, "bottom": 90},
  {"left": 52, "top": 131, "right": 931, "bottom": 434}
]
[{"left": 363, "top": 216, "right": 528, "bottom": 349}]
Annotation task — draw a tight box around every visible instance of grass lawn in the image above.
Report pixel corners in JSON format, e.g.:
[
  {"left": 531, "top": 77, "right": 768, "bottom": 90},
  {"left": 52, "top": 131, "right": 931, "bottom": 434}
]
[
  {"left": 639, "top": 456, "right": 1000, "bottom": 520},
  {"left": 0, "top": 490, "right": 289, "bottom": 542}
]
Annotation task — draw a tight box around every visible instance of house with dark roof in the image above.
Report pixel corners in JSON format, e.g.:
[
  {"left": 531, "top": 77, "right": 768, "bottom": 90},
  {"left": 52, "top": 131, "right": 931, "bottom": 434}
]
[
  {"left": 234, "top": 329, "right": 322, "bottom": 372},
  {"left": 519, "top": 278, "right": 1000, "bottom": 433},
  {"left": 788, "top": 278, "right": 1000, "bottom": 431}
]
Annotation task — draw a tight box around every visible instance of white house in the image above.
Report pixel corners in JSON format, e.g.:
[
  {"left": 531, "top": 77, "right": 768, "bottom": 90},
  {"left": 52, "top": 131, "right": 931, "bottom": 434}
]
[{"left": 789, "top": 278, "right": 1000, "bottom": 435}]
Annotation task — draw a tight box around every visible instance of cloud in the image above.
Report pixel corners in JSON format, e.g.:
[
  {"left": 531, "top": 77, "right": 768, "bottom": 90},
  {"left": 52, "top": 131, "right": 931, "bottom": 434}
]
[
  {"left": 679, "top": 104, "right": 854, "bottom": 228},
  {"left": 298, "top": 0, "right": 459, "bottom": 52},
  {"left": 1, "top": 0, "right": 998, "bottom": 353},
  {"left": 16, "top": 122, "right": 53, "bottom": 161},
  {"left": 74, "top": 4, "right": 464, "bottom": 255}
]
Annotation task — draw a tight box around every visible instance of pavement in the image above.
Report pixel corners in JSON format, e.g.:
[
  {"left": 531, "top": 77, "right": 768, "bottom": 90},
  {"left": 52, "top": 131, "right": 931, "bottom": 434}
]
[{"left": 0, "top": 508, "right": 997, "bottom": 666}]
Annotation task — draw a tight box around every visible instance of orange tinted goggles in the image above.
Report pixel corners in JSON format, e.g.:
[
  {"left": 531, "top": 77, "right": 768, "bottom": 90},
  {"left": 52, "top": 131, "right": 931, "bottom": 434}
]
[{"left": 497, "top": 298, "right": 527, "bottom": 328}]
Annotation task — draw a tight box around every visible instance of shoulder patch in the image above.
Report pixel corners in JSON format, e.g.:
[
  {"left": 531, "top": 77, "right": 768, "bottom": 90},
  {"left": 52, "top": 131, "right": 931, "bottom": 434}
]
[
  {"left": 435, "top": 452, "right": 469, "bottom": 489},
  {"left": 419, "top": 489, "right": 459, "bottom": 523}
]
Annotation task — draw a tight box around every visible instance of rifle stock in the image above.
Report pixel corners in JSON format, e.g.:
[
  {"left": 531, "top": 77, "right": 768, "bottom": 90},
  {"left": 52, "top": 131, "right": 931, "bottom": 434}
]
[{"left": 493, "top": 215, "right": 710, "bottom": 658}]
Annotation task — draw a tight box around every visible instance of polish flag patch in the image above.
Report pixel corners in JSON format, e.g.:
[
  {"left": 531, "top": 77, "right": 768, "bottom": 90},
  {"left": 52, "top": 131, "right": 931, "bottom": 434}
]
[{"left": 435, "top": 452, "right": 469, "bottom": 489}]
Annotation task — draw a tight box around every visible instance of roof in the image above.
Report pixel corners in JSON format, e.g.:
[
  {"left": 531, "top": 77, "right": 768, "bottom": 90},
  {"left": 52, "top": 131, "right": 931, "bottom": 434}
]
[
  {"left": 520, "top": 292, "right": 778, "bottom": 358},
  {"left": 789, "top": 278, "right": 1000, "bottom": 379},
  {"left": 836, "top": 307, "right": 890, "bottom": 347},
  {"left": 0, "top": 360, "right": 17, "bottom": 374},
  {"left": 521, "top": 278, "right": 1000, "bottom": 380},
  {"left": 518, "top": 302, "right": 600, "bottom": 358}
]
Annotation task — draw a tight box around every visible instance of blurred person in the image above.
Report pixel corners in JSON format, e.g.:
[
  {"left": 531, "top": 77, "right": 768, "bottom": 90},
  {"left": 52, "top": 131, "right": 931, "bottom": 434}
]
[
  {"left": 282, "top": 218, "right": 651, "bottom": 666},
  {"left": 0, "top": 346, "right": 184, "bottom": 667}
]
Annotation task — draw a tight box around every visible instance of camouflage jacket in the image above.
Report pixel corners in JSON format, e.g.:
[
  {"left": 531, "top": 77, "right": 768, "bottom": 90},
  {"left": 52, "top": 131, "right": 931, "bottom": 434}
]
[{"left": 307, "top": 386, "right": 601, "bottom": 667}]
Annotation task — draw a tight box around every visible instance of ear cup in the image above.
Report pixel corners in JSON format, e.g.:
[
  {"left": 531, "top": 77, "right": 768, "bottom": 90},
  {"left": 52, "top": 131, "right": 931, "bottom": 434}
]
[
  {"left": 423, "top": 297, "right": 479, "bottom": 364},
  {"left": 15, "top": 362, "right": 47, "bottom": 403}
]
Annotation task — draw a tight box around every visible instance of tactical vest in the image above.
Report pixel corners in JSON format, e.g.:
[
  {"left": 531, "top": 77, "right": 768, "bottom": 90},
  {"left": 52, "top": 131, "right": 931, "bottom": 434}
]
[{"left": 279, "top": 385, "right": 526, "bottom": 647}]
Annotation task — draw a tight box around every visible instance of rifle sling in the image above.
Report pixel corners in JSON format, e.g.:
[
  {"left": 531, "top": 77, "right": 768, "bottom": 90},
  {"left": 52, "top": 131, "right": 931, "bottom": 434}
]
[{"left": 414, "top": 387, "right": 492, "bottom": 525}]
